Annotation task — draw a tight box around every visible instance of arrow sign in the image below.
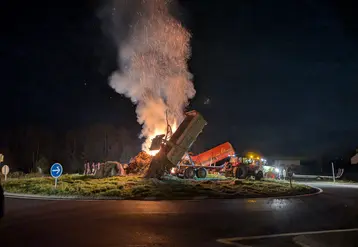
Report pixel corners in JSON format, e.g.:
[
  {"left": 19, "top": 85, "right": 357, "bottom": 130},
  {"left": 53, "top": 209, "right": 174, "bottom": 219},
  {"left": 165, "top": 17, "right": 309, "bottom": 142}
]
[
  {"left": 50, "top": 163, "right": 63, "bottom": 188},
  {"left": 50, "top": 163, "right": 63, "bottom": 178},
  {"left": 53, "top": 167, "right": 60, "bottom": 175}
]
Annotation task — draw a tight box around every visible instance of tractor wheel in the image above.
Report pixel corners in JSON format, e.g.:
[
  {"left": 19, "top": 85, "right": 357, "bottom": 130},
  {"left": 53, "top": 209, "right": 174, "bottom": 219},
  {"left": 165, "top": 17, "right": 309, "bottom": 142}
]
[
  {"left": 184, "top": 167, "right": 195, "bottom": 179},
  {"left": 235, "top": 166, "right": 248, "bottom": 179},
  {"left": 255, "top": 171, "right": 263, "bottom": 181},
  {"left": 196, "top": 167, "right": 207, "bottom": 179}
]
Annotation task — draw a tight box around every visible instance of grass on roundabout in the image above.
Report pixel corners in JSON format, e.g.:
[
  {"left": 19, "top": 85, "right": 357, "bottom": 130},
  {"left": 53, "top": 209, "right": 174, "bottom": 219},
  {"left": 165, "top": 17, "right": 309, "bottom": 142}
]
[{"left": 2, "top": 173, "right": 317, "bottom": 200}]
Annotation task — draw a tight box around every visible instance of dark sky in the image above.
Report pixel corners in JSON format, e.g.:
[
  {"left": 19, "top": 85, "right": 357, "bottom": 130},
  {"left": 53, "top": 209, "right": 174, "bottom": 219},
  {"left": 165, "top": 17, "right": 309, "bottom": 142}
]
[{"left": 2, "top": 0, "right": 358, "bottom": 158}]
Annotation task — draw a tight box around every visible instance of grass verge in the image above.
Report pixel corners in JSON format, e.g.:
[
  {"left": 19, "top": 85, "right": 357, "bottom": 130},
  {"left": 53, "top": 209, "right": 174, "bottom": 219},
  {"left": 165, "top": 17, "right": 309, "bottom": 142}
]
[{"left": 2, "top": 174, "right": 317, "bottom": 200}]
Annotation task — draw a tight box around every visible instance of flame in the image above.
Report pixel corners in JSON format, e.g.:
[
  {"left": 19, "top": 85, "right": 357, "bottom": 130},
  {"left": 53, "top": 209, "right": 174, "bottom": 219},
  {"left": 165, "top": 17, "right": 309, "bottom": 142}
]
[
  {"left": 148, "top": 149, "right": 160, "bottom": 156},
  {"left": 108, "top": 1, "right": 194, "bottom": 159},
  {"left": 144, "top": 122, "right": 178, "bottom": 156}
]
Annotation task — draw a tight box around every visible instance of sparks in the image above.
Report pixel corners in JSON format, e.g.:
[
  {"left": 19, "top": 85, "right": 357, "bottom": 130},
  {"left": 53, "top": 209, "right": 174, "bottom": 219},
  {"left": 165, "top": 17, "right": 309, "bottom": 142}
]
[{"left": 109, "top": 0, "right": 195, "bottom": 155}]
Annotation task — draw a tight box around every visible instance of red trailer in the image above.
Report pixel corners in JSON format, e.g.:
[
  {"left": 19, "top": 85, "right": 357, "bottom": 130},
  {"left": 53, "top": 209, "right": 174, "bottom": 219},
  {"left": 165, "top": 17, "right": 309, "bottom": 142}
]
[
  {"left": 190, "top": 142, "right": 235, "bottom": 166},
  {"left": 171, "top": 142, "right": 264, "bottom": 180}
]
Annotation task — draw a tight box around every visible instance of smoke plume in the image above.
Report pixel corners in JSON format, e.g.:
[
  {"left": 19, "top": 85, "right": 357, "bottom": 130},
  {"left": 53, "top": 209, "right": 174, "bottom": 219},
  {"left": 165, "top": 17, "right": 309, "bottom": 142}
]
[{"left": 105, "top": 0, "right": 195, "bottom": 151}]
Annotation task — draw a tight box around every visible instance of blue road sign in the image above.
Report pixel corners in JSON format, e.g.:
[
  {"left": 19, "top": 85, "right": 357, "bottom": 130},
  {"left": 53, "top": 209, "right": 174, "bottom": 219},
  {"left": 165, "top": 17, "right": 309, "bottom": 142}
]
[{"left": 50, "top": 163, "right": 63, "bottom": 178}]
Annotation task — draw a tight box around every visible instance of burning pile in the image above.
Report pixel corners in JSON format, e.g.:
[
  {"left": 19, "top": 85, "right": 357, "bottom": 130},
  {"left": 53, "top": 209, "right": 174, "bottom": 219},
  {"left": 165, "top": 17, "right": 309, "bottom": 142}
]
[
  {"left": 125, "top": 151, "right": 153, "bottom": 175},
  {"left": 105, "top": 0, "right": 195, "bottom": 157}
]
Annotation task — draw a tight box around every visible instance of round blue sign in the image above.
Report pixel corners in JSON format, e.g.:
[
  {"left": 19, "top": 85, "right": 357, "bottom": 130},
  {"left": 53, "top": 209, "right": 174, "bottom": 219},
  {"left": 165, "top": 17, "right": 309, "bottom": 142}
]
[{"left": 50, "top": 163, "right": 63, "bottom": 178}]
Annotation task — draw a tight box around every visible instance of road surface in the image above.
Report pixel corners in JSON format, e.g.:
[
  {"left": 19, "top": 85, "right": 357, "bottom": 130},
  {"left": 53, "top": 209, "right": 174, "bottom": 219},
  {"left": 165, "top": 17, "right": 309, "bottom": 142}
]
[{"left": 1, "top": 182, "right": 358, "bottom": 247}]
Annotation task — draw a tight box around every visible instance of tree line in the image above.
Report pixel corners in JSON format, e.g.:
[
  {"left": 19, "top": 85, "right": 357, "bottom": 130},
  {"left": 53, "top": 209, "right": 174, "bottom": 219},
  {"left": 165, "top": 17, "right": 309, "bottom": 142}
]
[{"left": 0, "top": 124, "right": 141, "bottom": 174}]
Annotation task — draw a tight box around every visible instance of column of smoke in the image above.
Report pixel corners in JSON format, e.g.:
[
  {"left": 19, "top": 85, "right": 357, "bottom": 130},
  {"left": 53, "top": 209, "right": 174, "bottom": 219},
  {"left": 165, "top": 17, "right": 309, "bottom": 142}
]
[{"left": 106, "top": 0, "right": 195, "bottom": 152}]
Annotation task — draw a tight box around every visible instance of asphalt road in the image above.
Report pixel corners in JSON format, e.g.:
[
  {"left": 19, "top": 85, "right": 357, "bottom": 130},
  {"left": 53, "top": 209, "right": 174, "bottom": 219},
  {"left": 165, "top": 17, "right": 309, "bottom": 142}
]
[{"left": 1, "top": 182, "right": 358, "bottom": 247}]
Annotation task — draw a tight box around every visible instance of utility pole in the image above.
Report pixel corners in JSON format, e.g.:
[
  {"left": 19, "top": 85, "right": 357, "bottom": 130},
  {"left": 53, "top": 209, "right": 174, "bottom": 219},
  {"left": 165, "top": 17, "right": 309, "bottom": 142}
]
[{"left": 331, "top": 162, "right": 335, "bottom": 183}]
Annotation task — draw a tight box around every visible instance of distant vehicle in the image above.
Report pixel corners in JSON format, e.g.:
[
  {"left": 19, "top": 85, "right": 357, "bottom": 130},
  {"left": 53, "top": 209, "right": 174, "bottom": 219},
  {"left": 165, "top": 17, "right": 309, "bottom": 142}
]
[{"left": 0, "top": 182, "right": 4, "bottom": 219}]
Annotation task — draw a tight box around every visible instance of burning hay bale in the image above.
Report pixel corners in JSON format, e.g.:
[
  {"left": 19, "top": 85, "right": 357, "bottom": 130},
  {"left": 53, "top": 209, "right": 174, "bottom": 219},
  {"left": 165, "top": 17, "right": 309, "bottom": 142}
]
[
  {"left": 126, "top": 151, "right": 153, "bottom": 175},
  {"left": 93, "top": 152, "right": 153, "bottom": 178},
  {"left": 126, "top": 151, "right": 175, "bottom": 179}
]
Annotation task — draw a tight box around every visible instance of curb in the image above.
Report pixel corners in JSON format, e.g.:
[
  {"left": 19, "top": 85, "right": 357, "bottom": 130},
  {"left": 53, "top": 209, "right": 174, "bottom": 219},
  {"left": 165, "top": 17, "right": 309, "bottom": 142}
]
[
  {"left": 264, "top": 185, "right": 323, "bottom": 200},
  {"left": 4, "top": 192, "right": 124, "bottom": 201},
  {"left": 4, "top": 185, "right": 322, "bottom": 202},
  {"left": 217, "top": 228, "right": 358, "bottom": 246},
  {"left": 4, "top": 192, "right": 210, "bottom": 201}
]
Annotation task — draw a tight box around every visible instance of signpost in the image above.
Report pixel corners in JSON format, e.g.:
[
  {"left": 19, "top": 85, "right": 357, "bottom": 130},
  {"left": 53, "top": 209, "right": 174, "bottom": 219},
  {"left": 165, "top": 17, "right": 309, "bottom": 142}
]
[
  {"left": 331, "top": 162, "right": 336, "bottom": 183},
  {"left": 50, "top": 163, "right": 63, "bottom": 188},
  {"left": 1, "top": 165, "right": 9, "bottom": 181}
]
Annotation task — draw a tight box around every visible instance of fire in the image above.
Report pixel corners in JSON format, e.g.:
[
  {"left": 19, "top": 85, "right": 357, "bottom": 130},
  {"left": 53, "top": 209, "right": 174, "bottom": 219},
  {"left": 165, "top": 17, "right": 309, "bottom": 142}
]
[
  {"left": 108, "top": 1, "right": 194, "bottom": 160},
  {"left": 144, "top": 122, "right": 178, "bottom": 156},
  {"left": 148, "top": 149, "right": 160, "bottom": 156}
]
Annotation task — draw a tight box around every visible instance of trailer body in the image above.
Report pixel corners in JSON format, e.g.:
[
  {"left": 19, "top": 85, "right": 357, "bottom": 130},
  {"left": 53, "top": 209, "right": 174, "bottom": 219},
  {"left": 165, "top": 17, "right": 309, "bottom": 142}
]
[
  {"left": 144, "top": 110, "right": 207, "bottom": 178},
  {"left": 166, "top": 110, "right": 207, "bottom": 167},
  {"left": 190, "top": 142, "right": 235, "bottom": 167}
]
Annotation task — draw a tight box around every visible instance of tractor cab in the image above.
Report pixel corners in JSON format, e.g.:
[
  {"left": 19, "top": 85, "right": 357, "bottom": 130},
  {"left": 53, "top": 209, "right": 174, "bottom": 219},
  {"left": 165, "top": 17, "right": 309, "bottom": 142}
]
[{"left": 223, "top": 152, "right": 266, "bottom": 180}]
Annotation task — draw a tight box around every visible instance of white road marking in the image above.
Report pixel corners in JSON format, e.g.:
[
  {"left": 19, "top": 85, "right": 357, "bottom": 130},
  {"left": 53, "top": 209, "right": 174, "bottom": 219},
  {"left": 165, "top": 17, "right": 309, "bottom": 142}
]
[
  {"left": 217, "top": 228, "right": 358, "bottom": 246},
  {"left": 301, "top": 182, "right": 358, "bottom": 189}
]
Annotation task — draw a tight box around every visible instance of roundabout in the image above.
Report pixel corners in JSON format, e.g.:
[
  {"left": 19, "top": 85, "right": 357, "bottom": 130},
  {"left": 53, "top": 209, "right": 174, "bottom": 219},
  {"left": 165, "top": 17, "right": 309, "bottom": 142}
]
[{"left": 2, "top": 174, "right": 318, "bottom": 201}]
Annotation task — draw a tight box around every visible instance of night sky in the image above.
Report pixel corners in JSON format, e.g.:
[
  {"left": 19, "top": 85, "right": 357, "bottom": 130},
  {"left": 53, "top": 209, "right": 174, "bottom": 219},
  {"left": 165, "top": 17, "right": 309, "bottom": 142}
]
[{"left": 2, "top": 1, "right": 358, "bottom": 158}]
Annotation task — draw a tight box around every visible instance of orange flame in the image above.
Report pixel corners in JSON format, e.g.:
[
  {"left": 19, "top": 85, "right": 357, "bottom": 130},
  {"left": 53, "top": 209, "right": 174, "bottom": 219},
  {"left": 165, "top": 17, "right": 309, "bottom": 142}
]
[{"left": 144, "top": 122, "right": 178, "bottom": 156}]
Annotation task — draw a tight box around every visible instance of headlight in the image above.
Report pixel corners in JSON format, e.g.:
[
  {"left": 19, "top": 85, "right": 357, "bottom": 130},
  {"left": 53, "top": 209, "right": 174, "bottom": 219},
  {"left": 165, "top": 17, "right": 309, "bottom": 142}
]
[
  {"left": 275, "top": 168, "right": 279, "bottom": 173},
  {"left": 170, "top": 167, "right": 176, "bottom": 174}
]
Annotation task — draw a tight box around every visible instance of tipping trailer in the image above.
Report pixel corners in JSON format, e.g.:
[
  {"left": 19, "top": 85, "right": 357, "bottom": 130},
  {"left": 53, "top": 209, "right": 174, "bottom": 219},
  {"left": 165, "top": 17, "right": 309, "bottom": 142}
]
[
  {"left": 171, "top": 143, "right": 264, "bottom": 180},
  {"left": 144, "top": 110, "right": 264, "bottom": 180},
  {"left": 144, "top": 110, "right": 207, "bottom": 178},
  {"left": 190, "top": 142, "right": 235, "bottom": 167},
  {"left": 170, "top": 142, "right": 236, "bottom": 179}
]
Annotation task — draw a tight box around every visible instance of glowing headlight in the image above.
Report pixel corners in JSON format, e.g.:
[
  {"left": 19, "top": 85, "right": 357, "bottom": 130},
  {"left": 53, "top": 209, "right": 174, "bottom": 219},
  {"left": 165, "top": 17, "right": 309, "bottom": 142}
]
[
  {"left": 275, "top": 168, "right": 279, "bottom": 173},
  {"left": 170, "top": 167, "right": 176, "bottom": 174}
]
